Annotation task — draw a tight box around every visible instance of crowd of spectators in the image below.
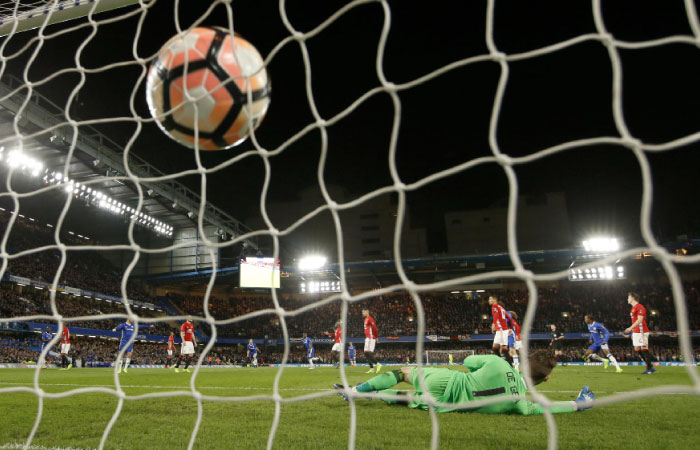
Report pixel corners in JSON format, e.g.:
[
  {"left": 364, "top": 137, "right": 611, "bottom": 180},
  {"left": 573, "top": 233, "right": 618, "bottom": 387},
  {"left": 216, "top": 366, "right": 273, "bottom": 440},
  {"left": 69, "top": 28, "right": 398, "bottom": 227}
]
[
  {"left": 0, "top": 210, "right": 151, "bottom": 301},
  {"left": 0, "top": 283, "right": 174, "bottom": 335},
  {"left": 166, "top": 281, "right": 700, "bottom": 340}
]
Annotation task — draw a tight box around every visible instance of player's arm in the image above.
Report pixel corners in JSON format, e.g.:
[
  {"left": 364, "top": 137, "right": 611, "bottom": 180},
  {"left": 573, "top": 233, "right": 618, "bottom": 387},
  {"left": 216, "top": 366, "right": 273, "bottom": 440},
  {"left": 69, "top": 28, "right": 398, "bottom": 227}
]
[
  {"left": 112, "top": 323, "right": 124, "bottom": 332},
  {"left": 601, "top": 325, "right": 610, "bottom": 344},
  {"left": 463, "top": 355, "right": 494, "bottom": 372},
  {"left": 624, "top": 317, "right": 643, "bottom": 334}
]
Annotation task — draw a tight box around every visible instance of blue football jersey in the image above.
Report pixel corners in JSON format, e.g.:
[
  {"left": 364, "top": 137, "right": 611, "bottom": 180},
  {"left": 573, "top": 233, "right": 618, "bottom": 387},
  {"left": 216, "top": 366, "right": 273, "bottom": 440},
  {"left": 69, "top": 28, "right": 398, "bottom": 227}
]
[
  {"left": 587, "top": 321, "right": 610, "bottom": 343},
  {"left": 115, "top": 322, "right": 135, "bottom": 342},
  {"left": 302, "top": 337, "right": 312, "bottom": 350},
  {"left": 247, "top": 343, "right": 257, "bottom": 355}
]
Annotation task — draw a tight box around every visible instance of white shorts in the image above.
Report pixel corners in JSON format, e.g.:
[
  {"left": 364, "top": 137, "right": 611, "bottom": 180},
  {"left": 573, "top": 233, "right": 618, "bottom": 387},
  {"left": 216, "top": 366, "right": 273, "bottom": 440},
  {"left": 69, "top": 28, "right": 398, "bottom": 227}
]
[
  {"left": 332, "top": 343, "right": 342, "bottom": 352},
  {"left": 364, "top": 338, "right": 376, "bottom": 353},
  {"left": 181, "top": 341, "right": 195, "bottom": 355},
  {"left": 600, "top": 343, "right": 609, "bottom": 351},
  {"left": 167, "top": 350, "right": 173, "bottom": 356},
  {"left": 60, "top": 344, "right": 70, "bottom": 354},
  {"left": 514, "top": 340, "right": 522, "bottom": 350},
  {"left": 492, "top": 330, "right": 509, "bottom": 347},
  {"left": 632, "top": 332, "right": 649, "bottom": 348}
]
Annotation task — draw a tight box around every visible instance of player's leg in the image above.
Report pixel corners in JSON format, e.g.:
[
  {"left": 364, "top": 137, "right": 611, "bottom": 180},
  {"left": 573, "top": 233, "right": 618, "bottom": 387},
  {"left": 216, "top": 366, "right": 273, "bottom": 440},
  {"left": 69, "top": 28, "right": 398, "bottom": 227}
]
[
  {"left": 64, "top": 345, "right": 72, "bottom": 370},
  {"left": 174, "top": 351, "right": 184, "bottom": 372},
  {"left": 364, "top": 338, "right": 376, "bottom": 371},
  {"left": 602, "top": 348, "right": 622, "bottom": 372},
  {"left": 124, "top": 350, "right": 133, "bottom": 372}
]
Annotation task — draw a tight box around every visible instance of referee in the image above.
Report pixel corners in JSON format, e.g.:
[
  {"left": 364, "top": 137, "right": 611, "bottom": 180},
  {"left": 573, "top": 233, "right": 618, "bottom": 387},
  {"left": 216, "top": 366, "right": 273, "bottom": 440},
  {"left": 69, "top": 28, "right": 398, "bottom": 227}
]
[{"left": 549, "top": 324, "right": 566, "bottom": 366}]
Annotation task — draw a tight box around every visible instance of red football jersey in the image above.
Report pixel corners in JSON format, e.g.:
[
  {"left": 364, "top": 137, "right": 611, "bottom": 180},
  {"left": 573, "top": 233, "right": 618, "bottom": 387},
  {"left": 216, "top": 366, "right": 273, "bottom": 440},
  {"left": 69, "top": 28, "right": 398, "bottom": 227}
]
[
  {"left": 491, "top": 304, "right": 508, "bottom": 330},
  {"left": 363, "top": 316, "right": 377, "bottom": 339},
  {"left": 334, "top": 327, "right": 342, "bottom": 343},
  {"left": 61, "top": 326, "right": 70, "bottom": 344},
  {"left": 512, "top": 320, "right": 521, "bottom": 340},
  {"left": 630, "top": 303, "right": 649, "bottom": 333},
  {"left": 167, "top": 335, "right": 175, "bottom": 350},
  {"left": 181, "top": 321, "right": 195, "bottom": 342}
]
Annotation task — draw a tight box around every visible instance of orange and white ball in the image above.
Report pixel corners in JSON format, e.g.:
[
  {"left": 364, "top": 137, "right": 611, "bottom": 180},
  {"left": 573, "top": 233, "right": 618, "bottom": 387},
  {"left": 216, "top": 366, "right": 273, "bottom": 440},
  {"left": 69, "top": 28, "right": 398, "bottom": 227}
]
[{"left": 146, "top": 27, "right": 270, "bottom": 150}]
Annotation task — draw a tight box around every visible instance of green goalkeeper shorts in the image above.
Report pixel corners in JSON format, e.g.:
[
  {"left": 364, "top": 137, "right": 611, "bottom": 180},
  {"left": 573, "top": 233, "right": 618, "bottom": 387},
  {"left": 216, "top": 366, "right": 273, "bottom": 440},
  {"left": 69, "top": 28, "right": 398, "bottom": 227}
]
[{"left": 409, "top": 367, "right": 453, "bottom": 399}]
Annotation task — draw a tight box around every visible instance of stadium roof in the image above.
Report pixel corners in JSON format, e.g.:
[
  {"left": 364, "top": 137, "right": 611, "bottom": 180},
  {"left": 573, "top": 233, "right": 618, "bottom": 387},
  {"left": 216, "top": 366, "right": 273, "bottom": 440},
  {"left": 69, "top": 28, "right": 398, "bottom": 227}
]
[{"left": 0, "top": 74, "right": 257, "bottom": 246}]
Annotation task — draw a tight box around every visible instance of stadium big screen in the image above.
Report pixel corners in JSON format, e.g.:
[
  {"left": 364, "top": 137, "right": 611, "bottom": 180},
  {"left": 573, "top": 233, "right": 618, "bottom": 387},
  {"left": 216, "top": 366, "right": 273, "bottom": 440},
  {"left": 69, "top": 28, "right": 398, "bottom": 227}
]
[{"left": 239, "top": 257, "right": 281, "bottom": 289}]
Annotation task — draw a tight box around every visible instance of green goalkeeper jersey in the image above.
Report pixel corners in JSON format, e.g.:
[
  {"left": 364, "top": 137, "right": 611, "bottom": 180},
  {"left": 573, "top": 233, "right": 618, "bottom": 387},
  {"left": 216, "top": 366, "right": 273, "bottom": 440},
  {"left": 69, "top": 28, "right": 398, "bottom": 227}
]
[{"left": 405, "top": 355, "right": 575, "bottom": 415}]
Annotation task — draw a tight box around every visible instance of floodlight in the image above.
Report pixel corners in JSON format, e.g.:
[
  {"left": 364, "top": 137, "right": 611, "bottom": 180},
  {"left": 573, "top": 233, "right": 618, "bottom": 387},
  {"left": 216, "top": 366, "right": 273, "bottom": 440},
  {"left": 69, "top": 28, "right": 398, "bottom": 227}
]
[
  {"left": 298, "top": 255, "right": 327, "bottom": 271},
  {"left": 582, "top": 237, "right": 620, "bottom": 253}
]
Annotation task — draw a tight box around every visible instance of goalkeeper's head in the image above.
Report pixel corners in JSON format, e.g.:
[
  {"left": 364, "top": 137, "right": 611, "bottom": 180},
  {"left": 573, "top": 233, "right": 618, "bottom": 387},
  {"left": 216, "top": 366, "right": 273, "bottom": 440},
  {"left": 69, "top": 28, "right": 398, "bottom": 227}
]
[{"left": 528, "top": 350, "right": 557, "bottom": 385}]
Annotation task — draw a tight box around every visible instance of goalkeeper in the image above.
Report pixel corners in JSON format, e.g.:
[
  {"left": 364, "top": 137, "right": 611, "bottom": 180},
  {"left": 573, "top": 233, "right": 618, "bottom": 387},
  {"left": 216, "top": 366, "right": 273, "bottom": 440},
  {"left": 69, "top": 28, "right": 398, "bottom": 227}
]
[{"left": 334, "top": 351, "right": 594, "bottom": 414}]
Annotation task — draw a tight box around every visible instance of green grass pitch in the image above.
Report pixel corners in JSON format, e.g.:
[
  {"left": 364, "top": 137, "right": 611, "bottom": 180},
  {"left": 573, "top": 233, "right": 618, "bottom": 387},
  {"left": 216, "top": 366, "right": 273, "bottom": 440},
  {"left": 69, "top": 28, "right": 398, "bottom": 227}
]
[{"left": 0, "top": 365, "right": 698, "bottom": 449}]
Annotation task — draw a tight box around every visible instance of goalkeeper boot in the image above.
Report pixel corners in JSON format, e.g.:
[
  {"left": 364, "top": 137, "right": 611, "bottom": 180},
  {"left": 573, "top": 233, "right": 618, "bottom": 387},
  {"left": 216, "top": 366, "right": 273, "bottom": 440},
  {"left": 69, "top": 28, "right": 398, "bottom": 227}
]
[
  {"left": 575, "top": 386, "right": 595, "bottom": 411},
  {"left": 365, "top": 367, "right": 375, "bottom": 374},
  {"left": 375, "top": 363, "right": 382, "bottom": 373},
  {"left": 123, "top": 368, "right": 128, "bottom": 373},
  {"left": 616, "top": 368, "right": 623, "bottom": 373},
  {"left": 333, "top": 384, "right": 350, "bottom": 403},
  {"left": 174, "top": 368, "right": 180, "bottom": 373},
  {"left": 66, "top": 363, "right": 72, "bottom": 370},
  {"left": 117, "top": 368, "right": 122, "bottom": 374},
  {"left": 603, "top": 360, "right": 609, "bottom": 369},
  {"left": 184, "top": 369, "right": 191, "bottom": 373}
]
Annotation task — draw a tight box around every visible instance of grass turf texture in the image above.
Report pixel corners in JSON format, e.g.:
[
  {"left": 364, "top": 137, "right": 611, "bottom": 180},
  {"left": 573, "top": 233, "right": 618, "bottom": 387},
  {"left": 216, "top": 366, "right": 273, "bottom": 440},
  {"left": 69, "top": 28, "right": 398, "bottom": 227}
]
[{"left": 0, "top": 365, "right": 698, "bottom": 450}]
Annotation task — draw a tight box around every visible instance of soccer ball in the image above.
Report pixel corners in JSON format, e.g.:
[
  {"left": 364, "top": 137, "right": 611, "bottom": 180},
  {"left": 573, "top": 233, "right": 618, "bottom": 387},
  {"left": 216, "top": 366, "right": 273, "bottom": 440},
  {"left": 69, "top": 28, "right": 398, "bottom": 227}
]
[{"left": 146, "top": 27, "right": 271, "bottom": 150}]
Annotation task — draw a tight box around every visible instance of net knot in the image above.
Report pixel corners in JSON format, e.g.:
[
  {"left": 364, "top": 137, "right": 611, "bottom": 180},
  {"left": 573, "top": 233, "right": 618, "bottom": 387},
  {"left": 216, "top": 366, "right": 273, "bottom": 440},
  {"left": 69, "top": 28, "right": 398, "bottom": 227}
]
[
  {"left": 598, "top": 32, "right": 615, "bottom": 47},
  {"left": 495, "top": 153, "right": 513, "bottom": 166},
  {"left": 622, "top": 137, "right": 643, "bottom": 149},
  {"left": 490, "top": 51, "right": 507, "bottom": 62}
]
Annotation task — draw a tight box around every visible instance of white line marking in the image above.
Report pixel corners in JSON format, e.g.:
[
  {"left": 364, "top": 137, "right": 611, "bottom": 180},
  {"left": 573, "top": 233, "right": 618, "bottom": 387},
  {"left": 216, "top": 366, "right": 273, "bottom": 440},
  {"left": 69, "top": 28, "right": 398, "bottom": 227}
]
[
  {"left": 0, "top": 383, "right": 693, "bottom": 395},
  {"left": 0, "top": 444, "right": 93, "bottom": 450}
]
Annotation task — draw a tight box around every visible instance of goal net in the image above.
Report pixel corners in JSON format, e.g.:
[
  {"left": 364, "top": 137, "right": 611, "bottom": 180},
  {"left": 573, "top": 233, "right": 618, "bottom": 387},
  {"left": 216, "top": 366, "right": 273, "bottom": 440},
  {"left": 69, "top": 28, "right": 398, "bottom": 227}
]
[
  {"left": 0, "top": 1, "right": 698, "bottom": 450},
  {"left": 425, "top": 349, "right": 475, "bottom": 365}
]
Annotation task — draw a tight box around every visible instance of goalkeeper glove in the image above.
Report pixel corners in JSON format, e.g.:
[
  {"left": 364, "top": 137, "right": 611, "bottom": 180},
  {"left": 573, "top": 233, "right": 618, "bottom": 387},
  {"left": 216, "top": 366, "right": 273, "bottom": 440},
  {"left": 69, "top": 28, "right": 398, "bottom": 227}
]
[{"left": 575, "top": 386, "right": 595, "bottom": 411}]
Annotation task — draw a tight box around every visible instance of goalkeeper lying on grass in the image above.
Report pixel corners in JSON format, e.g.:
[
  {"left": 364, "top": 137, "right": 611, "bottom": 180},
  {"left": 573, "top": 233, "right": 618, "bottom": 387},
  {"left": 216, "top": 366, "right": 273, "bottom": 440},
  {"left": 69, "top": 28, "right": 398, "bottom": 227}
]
[{"left": 334, "top": 350, "right": 594, "bottom": 414}]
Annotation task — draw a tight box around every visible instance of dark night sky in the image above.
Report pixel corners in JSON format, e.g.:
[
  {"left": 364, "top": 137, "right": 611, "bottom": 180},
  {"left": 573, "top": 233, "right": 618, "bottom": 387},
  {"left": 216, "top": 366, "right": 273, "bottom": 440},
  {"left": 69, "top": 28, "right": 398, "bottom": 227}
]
[{"left": 1, "top": 0, "right": 699, "bottom": 253}]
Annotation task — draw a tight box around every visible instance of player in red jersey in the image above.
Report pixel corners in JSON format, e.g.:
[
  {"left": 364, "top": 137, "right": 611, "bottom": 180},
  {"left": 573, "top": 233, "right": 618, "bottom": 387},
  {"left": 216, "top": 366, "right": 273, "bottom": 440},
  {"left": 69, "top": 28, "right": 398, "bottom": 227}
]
[
  {"left": 166, "top": 331, "right": 175, "bottom": 368},
  {"left": 58, "top": 325, "right": 72, "bottom": 371},
  {"left": 362, "top": 309, "right": 381, "bottom": 374},
  {"left": 624, "top": 292, "right": 655, "bottom": 374},
  {"left": 489, "top": 296, "right": 512, "bottom": 365},
  {"left": 174, "top": 317, "right": 196, "bottom": 373},
  {"left": 330, "top": 321, "right": 343, "bottom": 368}
]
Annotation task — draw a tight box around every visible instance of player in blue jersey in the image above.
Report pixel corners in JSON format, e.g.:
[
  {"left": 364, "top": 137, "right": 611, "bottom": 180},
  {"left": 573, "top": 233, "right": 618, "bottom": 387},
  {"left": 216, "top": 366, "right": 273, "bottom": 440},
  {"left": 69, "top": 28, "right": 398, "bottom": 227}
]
[
  {"left": 583, "top": 315, "right": 622, "bottom": 373},
  {"left": 40, "top": 326, "right": 53, "bottom": 369},
  {"left": 348, "top": 343, "right": 357, "bottom": 367},
  {"left": 504, "top": 309, "right": 520, "bottom": 371},
  {"left": 113, "top": 319, "right": 150, "bottom": 374},
  {"left": 302, "top": 333, "right": 319, "bottom": 369},
  {"left": 246, "top": 339, "right": 260, "bottom": 368}
]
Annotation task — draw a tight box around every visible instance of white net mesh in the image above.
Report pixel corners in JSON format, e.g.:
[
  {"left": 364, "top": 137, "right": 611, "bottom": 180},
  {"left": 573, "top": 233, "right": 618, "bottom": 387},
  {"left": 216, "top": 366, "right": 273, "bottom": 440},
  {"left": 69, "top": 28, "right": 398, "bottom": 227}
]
[{"left": 0, "top": 1, "right": 698, "bottom": 449}]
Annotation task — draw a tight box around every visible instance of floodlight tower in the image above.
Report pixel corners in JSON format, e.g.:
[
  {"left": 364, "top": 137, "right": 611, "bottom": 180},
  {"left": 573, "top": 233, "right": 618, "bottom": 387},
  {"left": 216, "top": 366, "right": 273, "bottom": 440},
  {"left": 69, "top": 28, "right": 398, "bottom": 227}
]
[
  {"left": 569, "top": 236, "right": 625, "bottom": 281},
  {"left": 297, "top": 255, "right": 342, "bottom": 294}
]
